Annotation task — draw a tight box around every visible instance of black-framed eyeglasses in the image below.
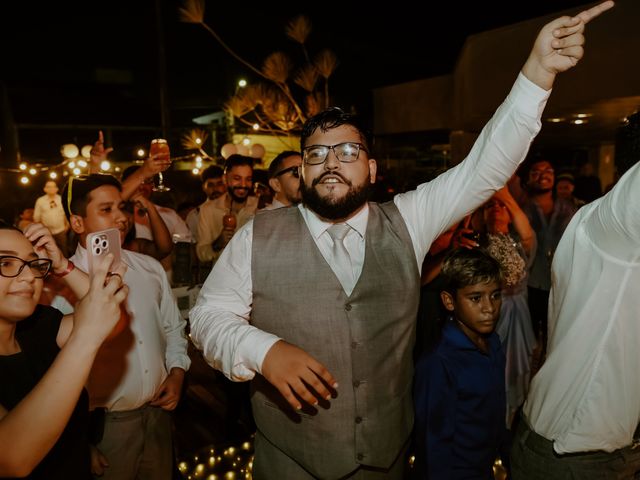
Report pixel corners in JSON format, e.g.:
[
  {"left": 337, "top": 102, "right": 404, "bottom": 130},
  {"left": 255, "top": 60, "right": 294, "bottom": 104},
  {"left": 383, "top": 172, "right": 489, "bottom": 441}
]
[
  {"left": 302, "top": 142, "right": 368, "bottom": 165},
  {"left": 0, "top": 256, "right": 52, "bottom": 279},
  {"left": 274, "top": 165, "right": 300, "bottom": 178}
]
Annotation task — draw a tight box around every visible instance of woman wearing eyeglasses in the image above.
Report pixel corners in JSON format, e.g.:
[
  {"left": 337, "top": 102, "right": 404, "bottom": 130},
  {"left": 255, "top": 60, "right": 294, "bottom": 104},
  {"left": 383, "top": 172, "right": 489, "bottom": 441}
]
[{"left": 0, "top": 221, "right": 128, "bottom": 478}]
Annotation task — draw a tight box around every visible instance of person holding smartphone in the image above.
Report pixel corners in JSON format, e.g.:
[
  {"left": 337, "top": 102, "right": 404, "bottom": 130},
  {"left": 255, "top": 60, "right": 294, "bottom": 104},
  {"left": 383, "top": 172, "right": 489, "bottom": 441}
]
[
  {"left": 60, "top": 174, "right": 190, "bottom": 480},
  {"left": 0, "top": 221, "right": 127, "bottom": 478}
]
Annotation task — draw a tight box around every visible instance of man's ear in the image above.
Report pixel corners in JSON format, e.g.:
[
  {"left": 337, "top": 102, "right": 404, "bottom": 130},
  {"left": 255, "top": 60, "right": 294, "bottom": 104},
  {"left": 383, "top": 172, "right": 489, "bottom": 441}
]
[
  {"left": 368, "top": 158, "right": 377, "bottom": 184},
  {"left": 440, "top": 291, "right": 455, "bottom": 312},
  {"left": 69, "top": 215, "right": 85, "bottom": 235},
  {"left": 268, "top": 177, "right": 282, "bottom": 194}
]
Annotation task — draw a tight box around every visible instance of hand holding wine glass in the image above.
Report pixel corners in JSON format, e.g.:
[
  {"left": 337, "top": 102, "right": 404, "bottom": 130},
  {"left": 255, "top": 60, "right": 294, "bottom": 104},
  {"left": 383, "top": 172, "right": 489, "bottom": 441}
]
[{"left": 149, "top": 138, "right": 171, "bottom": 192}]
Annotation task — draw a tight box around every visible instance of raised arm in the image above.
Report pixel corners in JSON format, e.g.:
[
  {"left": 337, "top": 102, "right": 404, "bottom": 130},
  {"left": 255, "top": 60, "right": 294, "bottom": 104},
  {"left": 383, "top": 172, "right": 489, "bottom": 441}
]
[
  {"left": 120, "top": 150, "right": 171, "bottom": 201},
  {"left": 0, "top": 255, "right": 127, "bottom": 477},
  {"left": 88, "top": 130, "right": 114, "bottom": 174},
  {"left": 494, "top": 187, "right": 535, "bottom": 256},
  {"left": 130, "top": 193, "right": 173, "bottom": 259},
  {"left": 24, "top": 222, "right": 89, "bottom": 298},
  {"left": 394, "top": 2, "right": 613, "bottom": 265}
]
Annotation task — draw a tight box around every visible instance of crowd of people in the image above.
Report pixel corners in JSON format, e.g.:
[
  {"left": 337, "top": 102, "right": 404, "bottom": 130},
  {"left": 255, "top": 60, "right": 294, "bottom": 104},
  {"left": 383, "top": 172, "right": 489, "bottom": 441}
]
[{"left": 4, "top": 2, "right": 640, "bottom": 479}]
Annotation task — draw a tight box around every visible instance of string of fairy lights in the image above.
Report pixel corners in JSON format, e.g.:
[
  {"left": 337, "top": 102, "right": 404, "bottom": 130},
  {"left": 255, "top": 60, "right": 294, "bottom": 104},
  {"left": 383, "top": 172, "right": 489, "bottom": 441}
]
[{"left": 1, "top": 143, "right": 218, "bottom": 187}]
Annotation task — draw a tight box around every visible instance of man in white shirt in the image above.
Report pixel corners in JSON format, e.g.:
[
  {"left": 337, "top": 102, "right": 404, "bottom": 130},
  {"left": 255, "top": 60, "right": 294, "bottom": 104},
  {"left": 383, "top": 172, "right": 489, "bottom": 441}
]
[
  {"left": 264, "top": 150, "right": 302, "bottom": 210},
  {"left": 190, "top": 4, "right": 612, "bottom": 479},
  {"left": 33, "top": 180, "right": 69, "bottom": 254},
  {"left": 196, "top": 155, "right": 258, "bottom": 263},
  {"left": 61, "top": 174, "right": 190, "bottom": 480},
  {"left": 511, "top": 112, "right": 640, "bottom": 478},
  {"left": 186, "top": 165, "right": 226, "bottom": 242}
]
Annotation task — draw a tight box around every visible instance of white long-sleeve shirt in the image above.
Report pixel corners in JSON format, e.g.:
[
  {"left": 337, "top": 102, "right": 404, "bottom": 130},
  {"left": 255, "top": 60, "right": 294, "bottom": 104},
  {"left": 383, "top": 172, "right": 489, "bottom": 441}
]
[
  {"left": 524, "top": 159, "right": 640, "bottom": 454},
  {"left": 71, "top": 246, "right": 191, "bottom": 411},
  {"left": 189, "top": 73, "right": 549, "bottom": 381}
]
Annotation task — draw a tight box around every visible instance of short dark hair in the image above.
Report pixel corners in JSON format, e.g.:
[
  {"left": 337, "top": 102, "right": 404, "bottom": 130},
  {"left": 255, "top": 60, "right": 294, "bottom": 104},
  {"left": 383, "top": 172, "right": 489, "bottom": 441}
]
[
  {"left": 61, "top": 174, "right": 122, "bottom": 219},
  {"left": 300, "top": 107, "right": 372, "bottom": 151},
  {"left": 268, "top": 150, "right": 299, "bottom": 179},
  {"left": 224, "top": 154, "right": 253, "bottom": 174},
  {"left": 201, "top": 165, "right": 224, "bottom": 182},
  {"left": 517, "top": 152, "right": 555, "bottom": 183},
  {"left": 441, "top": 248, "right": 502, "bottom": 294}
]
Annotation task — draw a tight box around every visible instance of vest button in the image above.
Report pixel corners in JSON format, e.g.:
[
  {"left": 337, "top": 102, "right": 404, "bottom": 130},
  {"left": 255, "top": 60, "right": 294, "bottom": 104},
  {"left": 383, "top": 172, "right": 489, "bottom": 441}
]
[
  {"left": 353, "top": 380, "right": 361, "bottom": 388},
  {"left": 355, "top": 416, "right": 363, "bottom": 424},
  {"left": 357, "top": 453, "right": 364, "bottom": 461},
  {"left": 351, "top": 341, "right": 359, "bottom": 349},
  {"left": 345, "top": 303, "right": 352, "bottom": 311}
]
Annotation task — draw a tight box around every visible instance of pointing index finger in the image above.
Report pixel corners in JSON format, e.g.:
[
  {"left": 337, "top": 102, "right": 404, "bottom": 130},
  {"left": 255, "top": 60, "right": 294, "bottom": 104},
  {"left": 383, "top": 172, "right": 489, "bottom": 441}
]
[{"left": 574, "top": 0, "right": 614, "bottom": 25}]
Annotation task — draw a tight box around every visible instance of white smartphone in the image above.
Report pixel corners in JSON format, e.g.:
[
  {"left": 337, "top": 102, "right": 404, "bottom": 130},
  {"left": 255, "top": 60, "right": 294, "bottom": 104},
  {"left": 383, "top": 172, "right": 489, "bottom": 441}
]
[{"left": 87, "top": 228, "right": 122, "bottom": 279}]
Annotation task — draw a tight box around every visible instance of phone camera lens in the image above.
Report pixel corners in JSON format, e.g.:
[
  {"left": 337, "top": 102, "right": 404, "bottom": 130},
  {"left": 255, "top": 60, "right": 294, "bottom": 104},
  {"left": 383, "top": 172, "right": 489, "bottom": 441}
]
[
  {"left": 94, "top": 247, "right": 102, "bottom": 255},
  {"left": 101, "top": 240, "right": 108, "bottom": 249}
]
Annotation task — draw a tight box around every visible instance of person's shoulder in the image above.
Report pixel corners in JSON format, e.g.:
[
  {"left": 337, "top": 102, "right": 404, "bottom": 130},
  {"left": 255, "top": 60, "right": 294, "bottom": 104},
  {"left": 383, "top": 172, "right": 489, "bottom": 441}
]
[
  {"left": 203, "top": 195, "right": 227, "bottom": 212},
  {"left": 123, "top": 249, "right": 165, "bottom": 274},
  {"left": 17, "top": 304, "right": 63, "bottom": 336}
]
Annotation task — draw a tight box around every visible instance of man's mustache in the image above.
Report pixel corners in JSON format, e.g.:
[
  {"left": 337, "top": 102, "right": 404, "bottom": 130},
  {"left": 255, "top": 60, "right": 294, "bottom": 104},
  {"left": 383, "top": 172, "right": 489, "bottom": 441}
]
[{"left": 311, "top": 172, "right": 352, "bottom": 187}]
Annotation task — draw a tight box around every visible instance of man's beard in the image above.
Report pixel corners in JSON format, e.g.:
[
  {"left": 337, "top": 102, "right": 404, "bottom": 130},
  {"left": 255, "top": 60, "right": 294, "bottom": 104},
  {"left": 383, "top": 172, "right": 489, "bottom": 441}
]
[
  {"left": 301, "top": 173, "right": 371, "bottom": 220},
  {"left": 228, "top": 186, "right": 250, "bottom": 203}
]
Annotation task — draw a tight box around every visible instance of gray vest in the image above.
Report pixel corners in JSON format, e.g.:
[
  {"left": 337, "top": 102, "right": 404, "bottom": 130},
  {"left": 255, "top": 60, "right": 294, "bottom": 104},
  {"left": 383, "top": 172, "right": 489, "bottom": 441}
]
[{"left": 251, "top": 203, "right": 420, "bottom": 479}]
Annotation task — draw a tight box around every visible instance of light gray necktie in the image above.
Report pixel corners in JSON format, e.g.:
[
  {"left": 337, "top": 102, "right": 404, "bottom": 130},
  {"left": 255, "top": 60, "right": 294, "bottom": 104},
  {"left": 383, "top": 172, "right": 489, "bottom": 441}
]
[{"left": 327, "top": 223, "right": 354, "bottom": 292}]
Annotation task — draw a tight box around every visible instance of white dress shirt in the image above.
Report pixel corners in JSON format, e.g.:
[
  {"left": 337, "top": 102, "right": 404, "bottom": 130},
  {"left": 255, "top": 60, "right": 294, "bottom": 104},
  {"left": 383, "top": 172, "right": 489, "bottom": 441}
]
[
  {"left": 33, "top": 194, "right": 68, "bottom": 235},
  {"left": 524, "top": 160, "right": 640, "bottom": 454},
  {"left": 189, "top": 73, "right": 549, "bottom": 381},
  {"left": 71, "top": 246, "right": 191, "bottom": 411},
  {"left": 135, "top": 203, "right": 191, "bottom": 242}
]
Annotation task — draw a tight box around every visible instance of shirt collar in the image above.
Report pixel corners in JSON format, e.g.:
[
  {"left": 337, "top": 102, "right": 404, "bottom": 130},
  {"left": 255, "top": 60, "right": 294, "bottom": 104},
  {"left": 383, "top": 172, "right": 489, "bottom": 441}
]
[{"left": 298, "top": 203, "right": 369, "bottom": 240}]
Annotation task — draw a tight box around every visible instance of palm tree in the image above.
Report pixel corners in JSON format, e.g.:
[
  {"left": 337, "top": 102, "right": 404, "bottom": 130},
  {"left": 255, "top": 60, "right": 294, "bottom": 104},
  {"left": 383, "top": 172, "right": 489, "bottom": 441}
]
[{"left": 179, "top": 0, "right": 337, "bottom": 136}]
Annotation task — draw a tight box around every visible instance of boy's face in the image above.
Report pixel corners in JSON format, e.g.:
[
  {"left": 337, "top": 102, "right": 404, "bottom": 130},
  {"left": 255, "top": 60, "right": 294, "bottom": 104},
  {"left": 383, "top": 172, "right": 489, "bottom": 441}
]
[
  {"left": 441, "top": 280, "right": 502, "bottom": 338},
  {"left": 69, "top": 185, "right": 128, "bottom": 247}
]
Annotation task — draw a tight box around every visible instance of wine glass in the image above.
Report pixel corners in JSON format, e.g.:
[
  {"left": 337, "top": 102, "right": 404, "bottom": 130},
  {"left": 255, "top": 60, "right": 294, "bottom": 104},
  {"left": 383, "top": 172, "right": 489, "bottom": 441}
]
[{"left": 150, "top": 138, "right": 171, "bottom": 192}]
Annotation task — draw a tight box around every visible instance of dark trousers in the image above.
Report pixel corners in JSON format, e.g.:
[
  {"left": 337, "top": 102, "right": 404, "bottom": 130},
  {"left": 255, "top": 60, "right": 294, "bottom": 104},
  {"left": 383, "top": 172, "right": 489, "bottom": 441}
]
[{"left": 511, "top": 417, "right": 640, "bottom": 479}]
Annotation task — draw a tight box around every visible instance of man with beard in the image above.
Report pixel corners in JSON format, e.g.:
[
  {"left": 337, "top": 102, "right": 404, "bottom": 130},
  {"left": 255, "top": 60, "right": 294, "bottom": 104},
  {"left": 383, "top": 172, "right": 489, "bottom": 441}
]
[
  {"left": 186, "top": 165, "right": 227, "bottom": 242},
  {"left": 519, "top": 157, "right": 577, "bottom": 356},
  {"left": 264, "top": 150, "right": 303, "bottom": 210},
  {"left": 196, "top": 154, "right": 258, "bottom": 263},
  {"left": 190, "top": 3, "right": 612, "bottom": 478}
]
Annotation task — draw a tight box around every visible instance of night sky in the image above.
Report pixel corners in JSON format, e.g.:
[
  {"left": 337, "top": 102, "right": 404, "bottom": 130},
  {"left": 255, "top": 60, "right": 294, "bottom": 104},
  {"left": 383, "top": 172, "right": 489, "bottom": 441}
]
[{"left": 0, "top": 0, "right": 600, "bottom": 169}]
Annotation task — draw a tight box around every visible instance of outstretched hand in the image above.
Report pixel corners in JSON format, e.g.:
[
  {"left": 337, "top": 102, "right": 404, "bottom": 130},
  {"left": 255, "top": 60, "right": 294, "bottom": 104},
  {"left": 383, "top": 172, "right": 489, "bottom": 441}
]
[
  {"left": 523, "top": 1, "right": 614, "bottom": 90},
  {"left": 261, "top": 340, "right": 338, "bottom": 411},
  {"left": 89, "top": 131, "right": 113, "bottom": 173}
]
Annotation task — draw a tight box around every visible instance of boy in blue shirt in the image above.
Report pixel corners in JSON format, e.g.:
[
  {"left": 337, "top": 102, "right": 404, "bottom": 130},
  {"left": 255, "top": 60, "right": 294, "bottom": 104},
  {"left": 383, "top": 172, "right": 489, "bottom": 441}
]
[{"left": 413, "top": 248, "right": 508, "bottom": 479}]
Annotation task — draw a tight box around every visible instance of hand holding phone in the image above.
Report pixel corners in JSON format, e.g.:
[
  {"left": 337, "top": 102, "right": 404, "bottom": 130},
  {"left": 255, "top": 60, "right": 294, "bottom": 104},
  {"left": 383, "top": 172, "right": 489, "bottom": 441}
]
[{"left": 87, "top": 228, "right": 122, "bottom": 279}]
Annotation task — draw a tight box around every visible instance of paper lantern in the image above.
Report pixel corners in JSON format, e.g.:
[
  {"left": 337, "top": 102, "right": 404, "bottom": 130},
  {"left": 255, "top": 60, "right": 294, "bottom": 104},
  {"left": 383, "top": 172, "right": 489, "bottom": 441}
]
[
  {"left": 249, "top": 143, "right": 265, "bottom": 159},
  {"left": 61, "top": 144, "right": 79, "bottom": 158},
  {"left": 235, "top": 144, "right": 250, "bottom": 156},
  {"left": 221, "top": 143, "right": 237, "bottom": 159}
]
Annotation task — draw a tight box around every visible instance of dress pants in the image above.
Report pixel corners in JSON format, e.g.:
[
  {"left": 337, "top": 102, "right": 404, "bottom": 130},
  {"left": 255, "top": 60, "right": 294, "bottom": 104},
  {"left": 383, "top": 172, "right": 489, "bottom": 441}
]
[{"left": 94, "top": 405, "right": 173, "bottom": 480}]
